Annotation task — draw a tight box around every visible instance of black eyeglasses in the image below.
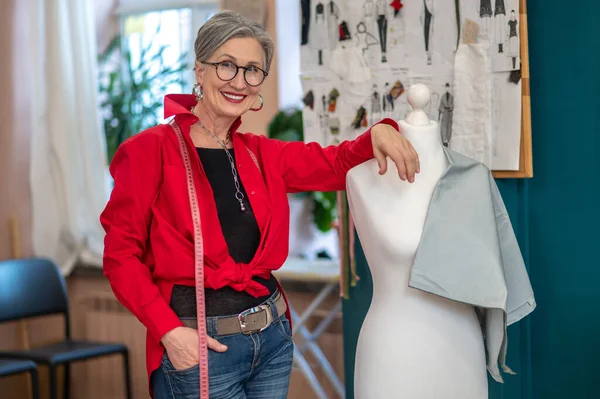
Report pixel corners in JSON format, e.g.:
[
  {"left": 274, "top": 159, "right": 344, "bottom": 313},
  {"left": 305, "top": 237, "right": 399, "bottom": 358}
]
[{"left": 202, "top": 61, "right": 268, "bottom": 87}]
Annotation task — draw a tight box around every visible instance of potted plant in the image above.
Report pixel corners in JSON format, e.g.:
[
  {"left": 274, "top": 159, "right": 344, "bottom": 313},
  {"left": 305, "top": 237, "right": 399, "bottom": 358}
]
[
  {"left": 266, "top": 109, "right": 341, "bottom": 260},
  {"left": 97, "top": 29, "right": 189, "bottom": 162},
  {"left": 267, "top": 109, "right": 339, "bottom": 233}
]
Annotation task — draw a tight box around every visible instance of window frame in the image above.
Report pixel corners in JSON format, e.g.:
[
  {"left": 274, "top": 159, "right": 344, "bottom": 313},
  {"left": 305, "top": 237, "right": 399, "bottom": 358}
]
[{"left": 114, "top": 0, "right": 220, "bottom": 92}]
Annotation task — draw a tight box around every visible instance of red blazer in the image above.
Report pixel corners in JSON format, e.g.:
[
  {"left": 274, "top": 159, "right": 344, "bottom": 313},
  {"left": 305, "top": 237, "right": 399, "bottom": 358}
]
[{"left": 100, "top": 94, "right": 399, "bottom": 385}]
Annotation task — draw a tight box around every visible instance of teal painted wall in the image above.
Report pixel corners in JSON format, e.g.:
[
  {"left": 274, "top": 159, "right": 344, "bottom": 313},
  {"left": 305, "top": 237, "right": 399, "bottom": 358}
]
[
  {"left": 342, "top": 1, "right": 600, "bottom": 398},
  {"left": 526, "top": 0, "right": 600, "bottom": 397}
]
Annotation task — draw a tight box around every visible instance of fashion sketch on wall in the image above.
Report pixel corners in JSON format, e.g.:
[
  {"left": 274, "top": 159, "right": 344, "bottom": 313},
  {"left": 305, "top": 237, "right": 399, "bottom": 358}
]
[
  {"left": 301, "top": 0, "right": 340, "bottom": 66},
  {"left": 301, "top": 72, "right": 343, "bottom": 146},
  {"left": 490, "top": 0, "right": 520, "bottom": 72},
  {"left": 370, "top": 84, "right": 382, "bottom": 125},
  {"left": 507, "top": 10, "right": 519, "bottom": 70},
  {"left": 355, "top": 21, "right": 379, "bottom": 59},
  {"left": 301, "top": 0, "right": 311, "bottom": 45},
  {"left": 420, "top": 0, "right": 435, "bottom": 65},
  {"left": 479, "top": 0, "right": 492, "bottom": 37},
  {"left": 317, "top": 88, "right": 342, "bottom": 145},
  {"left": 355, "top": 0, "right": 404, "bottom": 66},
  {"left": 493, "top": 0, "right": 506, "bottom": 53},
  {"left": 426, "top": 90, "right": 440, "bottom": 120},
  {"left": 438, "top": 83, "right": 454, "bottom": 146},
  {"left": 375, "top": 0, "right": 389, "bottom": 63},
  {"left": 298, "top": 0, "right": 524, "bottom": 171}
]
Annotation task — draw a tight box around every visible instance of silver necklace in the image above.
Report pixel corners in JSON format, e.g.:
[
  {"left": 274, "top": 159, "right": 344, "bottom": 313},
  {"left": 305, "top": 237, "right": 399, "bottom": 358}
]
[{"left": 190, "top": 108, "right": 246, "bottom": 212}]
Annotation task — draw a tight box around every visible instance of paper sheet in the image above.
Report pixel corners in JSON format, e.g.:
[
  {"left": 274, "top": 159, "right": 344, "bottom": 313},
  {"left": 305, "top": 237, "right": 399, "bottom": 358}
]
[
  {"left": 491, "top": 72, "right": 521, "bottom": 169},
  {"left": 459, "top": 0, "right": 522, "bottom": 169}
]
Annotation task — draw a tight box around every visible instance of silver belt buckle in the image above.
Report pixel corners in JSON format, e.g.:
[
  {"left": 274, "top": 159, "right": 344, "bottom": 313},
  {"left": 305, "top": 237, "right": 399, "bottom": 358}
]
[{"left": 238, "top": 304, "right": 273, "bottom": 334}]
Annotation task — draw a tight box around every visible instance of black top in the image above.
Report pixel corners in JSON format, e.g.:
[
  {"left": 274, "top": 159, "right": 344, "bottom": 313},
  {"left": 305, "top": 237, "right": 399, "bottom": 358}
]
[{"left": 169, "top": 148, "right": 278, "bottom": 318}]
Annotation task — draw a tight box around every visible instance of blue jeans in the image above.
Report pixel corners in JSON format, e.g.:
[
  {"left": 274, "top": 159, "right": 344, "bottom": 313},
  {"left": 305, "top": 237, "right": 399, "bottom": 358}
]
[{"left": 151, "top": 308, "right": 294, "bottom": 398}]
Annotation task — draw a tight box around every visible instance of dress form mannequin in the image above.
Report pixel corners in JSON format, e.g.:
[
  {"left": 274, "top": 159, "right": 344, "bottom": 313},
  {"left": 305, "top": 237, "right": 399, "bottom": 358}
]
[{"left": 348, "top": 84, "right": 488, "bottom": 399}]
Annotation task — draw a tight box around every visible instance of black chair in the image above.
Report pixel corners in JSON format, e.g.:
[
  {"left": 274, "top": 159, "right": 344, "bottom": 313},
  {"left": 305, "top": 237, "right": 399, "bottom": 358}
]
[
  {"left": 0, "top": 358, "right": 39, "bottom": 398},
  {"left": 0, "top": 258, "right": 132, "bottom": 399}
]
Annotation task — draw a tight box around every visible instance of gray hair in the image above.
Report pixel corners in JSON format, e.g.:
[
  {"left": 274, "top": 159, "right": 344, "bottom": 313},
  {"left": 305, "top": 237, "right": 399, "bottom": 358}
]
[{"left": 194, "top": 11, "right": 275, "bottom": 73}]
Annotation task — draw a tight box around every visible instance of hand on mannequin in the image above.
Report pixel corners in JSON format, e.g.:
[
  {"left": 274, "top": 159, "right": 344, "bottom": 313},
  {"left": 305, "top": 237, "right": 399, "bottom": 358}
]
[
  {"left": 161, "top": 326, "right": 227, "bottom": 370},
  {"left": 371, "top": 124, "right": 420, "bottom": 182}
]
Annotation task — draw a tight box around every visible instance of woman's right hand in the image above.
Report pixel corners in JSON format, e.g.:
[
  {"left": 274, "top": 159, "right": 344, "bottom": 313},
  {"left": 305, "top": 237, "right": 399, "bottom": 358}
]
[{"left": 161, "top": 326, "right": 228, "bottom": 370}]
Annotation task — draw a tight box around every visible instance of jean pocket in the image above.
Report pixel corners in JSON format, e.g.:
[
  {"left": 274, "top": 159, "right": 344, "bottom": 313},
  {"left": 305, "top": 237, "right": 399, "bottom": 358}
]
[
  {"left": 276, "top": 315, "right": 293, "bottom": 342},
  {"left": 161, "top": 351, "right": 200, "bottom": 375}
]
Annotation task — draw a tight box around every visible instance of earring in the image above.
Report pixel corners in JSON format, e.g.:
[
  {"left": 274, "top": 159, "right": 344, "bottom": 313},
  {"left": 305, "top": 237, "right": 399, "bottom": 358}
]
[
  {"left": 193, "top": 83, "right": 203, "bottom": 101},
  {"left": 250, "top": 94, "right": 264, "bottom": 112}
]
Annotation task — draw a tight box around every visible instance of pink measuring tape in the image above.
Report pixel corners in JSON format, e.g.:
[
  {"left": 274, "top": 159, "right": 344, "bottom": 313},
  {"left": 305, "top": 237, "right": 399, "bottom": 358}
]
[{"left": 171, "top": 120, "right": 210, "bottom": 398}]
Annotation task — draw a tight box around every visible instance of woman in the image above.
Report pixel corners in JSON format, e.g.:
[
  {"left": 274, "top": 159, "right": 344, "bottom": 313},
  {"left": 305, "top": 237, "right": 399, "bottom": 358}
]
[{"left": 100, "top": 10, "right": 419, "bottom": 399}]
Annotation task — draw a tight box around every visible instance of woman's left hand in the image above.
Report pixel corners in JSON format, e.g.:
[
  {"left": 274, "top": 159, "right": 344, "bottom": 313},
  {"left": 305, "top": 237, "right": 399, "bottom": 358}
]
[{"left": 371, "top": 123, "right": 420, "bottom": 183}]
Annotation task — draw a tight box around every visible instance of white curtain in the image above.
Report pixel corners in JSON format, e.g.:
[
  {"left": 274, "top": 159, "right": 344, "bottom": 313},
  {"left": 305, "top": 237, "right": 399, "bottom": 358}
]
[{"left": 29, "top": 0, "right": 109, "bottom": 275}]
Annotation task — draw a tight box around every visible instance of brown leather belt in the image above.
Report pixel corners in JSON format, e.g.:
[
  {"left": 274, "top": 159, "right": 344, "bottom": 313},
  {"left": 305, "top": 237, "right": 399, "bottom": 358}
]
[{"left": 181, "top": 292, "right": 287, "bottom": 336}]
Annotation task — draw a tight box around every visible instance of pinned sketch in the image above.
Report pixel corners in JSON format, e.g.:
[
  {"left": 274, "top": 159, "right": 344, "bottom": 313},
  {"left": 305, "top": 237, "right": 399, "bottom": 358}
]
[
  {"left": 421, "top": 0, "right": 434, "bottom": 66},
  {"left": 300, "top": 72, "right": 346, "bottom": 146},
  {"left": 438, "top": 83, "right": 454, "bottom": 147},
  {"left": 368, "top": 79, "right": 406, "bottom": 124},
  {"left": 478, "top": 0, "right": 493, "bottom": 37},
  {"left": 301, "top": 0, "right": 342, "bottom": 69},
  {"left": 374, "top": 0, "right": 391, "bottom": 64},
  {"left": 355, "top": 21, "right": 379, "bottom": 59},
  {"left": 505, "top": 9, "right": 520, "bottom": 70},
  {"left": 361, "top": 66, "right": 407, "bottom": 122},
  {"left": 404, "top": 0, "right": 459, "bottom": 73},
  {"left": 466, "top": 0, "right": 520, "bottom": 71},
  {"left": 386, "top": 13, "right": 407, "bottom": 65}
]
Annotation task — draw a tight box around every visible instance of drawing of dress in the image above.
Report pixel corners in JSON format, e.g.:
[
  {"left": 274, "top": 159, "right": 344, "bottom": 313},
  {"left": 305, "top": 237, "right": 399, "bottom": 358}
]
[
  {"left": 310, "top": 2, "right": 328, "bottom": 65},
  {"left": 320, "top": 94, "right": 329, "bottom": 142},
  {"left": 494, "top": 0, "right": 506, "bottom": 53},
  {"left": 421, "top": 0, "right": 433, "bottom": 65},
  {"left": 303, "top": 90, "right": 315, "bottom": 109},
  {"left": 371, "top": 88, "right": 381, "bottom": 124},
  {"left": 479, "top": 0, "right": 492, "bottom": 35},
  {"left": 301, "top": 0, "right": 311, "bottom": 45},
  {"left": 328, "top": 88, "right": 340, "bottom": 112},
  {"left": 355, "top": 22, "right": 379, "bottom": 59},
  {"left": 376, "top": 0, "right": 388, "bottom": 63},
  {"left": 363, "top": 0, "right": 376, "bottom": 32},
  {"left": 438, "top": 91, "right": 454, "bottom": 146},
  {"left": 326, "top": 1, "right": 340, "bottom": 51},
  {"left": 494, "top": 0, "right": 506, "bottom": 16},
  {"left": 480, "top": 0, "right": 493, "bottom": 16},
  {"left": 508, "top": 16, "right": 519, "bottom": 69}
]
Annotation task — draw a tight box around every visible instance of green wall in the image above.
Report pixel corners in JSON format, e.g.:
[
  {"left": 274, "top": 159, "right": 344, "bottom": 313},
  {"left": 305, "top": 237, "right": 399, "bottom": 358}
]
[{"left": 342, "top": 1, "right": 600, "bottom": 398}]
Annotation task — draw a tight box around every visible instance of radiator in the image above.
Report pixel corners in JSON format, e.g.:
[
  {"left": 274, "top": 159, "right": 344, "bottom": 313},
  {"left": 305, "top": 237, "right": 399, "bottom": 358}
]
[{"left": 70, "top": 292, "right": 148, "bottom": 399}]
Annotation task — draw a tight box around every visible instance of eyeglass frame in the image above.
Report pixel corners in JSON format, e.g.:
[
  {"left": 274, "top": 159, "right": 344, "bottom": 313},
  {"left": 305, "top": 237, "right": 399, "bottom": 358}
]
[{"left": 201, "top": 61, "right": 268, "bottom": 87}]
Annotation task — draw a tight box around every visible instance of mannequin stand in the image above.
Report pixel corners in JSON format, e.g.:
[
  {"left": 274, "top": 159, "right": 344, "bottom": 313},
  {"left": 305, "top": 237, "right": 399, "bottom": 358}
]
[{"left": 347, "top": 84, "right": 488, "bottom": 399}]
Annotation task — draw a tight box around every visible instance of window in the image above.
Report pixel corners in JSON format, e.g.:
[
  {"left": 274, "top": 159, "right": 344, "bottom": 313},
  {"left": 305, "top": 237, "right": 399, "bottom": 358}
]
[
  {"left": 275, "top": 0, "right": 303, "bottom": 110},
  {"left": 116, "top": 1, "right": 219, "bottom": 121}
]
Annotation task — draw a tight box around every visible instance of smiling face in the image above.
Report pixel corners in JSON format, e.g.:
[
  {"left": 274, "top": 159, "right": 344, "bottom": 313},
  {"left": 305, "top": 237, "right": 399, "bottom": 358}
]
[{"left": 195, "top": 37, "right": 266, "bottom": 119}]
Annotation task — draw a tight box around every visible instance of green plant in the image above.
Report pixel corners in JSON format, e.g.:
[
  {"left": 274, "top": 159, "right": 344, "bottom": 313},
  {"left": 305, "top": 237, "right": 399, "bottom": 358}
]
[
  {"left": 267, "top": 109, "right": 338, "bottom": 232},
  {"left": 98, "top": 28, "right": 189, "bottom": 162}
]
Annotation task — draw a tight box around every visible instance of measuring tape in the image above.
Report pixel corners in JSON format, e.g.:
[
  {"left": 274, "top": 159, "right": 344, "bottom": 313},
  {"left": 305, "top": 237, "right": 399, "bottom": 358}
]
[{"left": 171, "top": 120, "right": 210, "bottom": 398}]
